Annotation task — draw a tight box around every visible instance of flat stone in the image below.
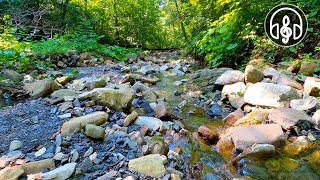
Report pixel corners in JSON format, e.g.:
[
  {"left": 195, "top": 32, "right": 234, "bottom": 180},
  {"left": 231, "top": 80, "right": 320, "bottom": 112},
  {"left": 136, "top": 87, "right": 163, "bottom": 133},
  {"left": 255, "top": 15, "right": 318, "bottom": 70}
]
[
  {"left": 221, "top": 82, "right": 246, "bottom": 98},
  {"left": 51, "top": 89, "right": 77, "bottom": 98},
  {"left": 227, "top": 124, "right": 285, "bottom": 151},
  {"left": 85, "top": 76, "right": 108, "bottom": 90},
  {"left": 274, "top": 75, "right": 303, "bottom": 90},
  {"left": 2, "top": 69, "right": 23, "bottom": 82},
  {"left": 215, "top": 70, "right": 245, "bottom": 85},
  {"left": 268, "top": 107, "right": 312, "bottom": 130},
  {"left": 21, "top": 159, "right": 55, "bottom": 176},
  {"left": 290, "top": 96, "right": 318, "bottom": 111},
  {"left": 0, "top": 165, "right": 24, "bottom": 180},
  {"left": 245, "top": 144, "right": 276, "bottom": 158},
  {"left": 134, "top": 116, "right": 164, "bottom": 131},
  {"left": 85, "top": 124, "right": 105, "bottom": 139},
  {"left": 223, "top": 108, "right": 244, "bottom": 126},
  {"left": 128, "top": 154, "right": 166, "bottom": 178},
  {"left": 24, "top": 80, "right": 59, "bottom": 99},
  {"left": 244, "top": 82, "right": 301, "bottom": 107},
  {"left": 304, "top": 77, "right": 320, "bottom": 97},
  {"left": 245, "top": 65, "right": 264, "bottom": 84},
  {"left": 42, "top": 163, "right": 76, "bottom": 180},
  {"left": 233, "top": 109, "right": 269, "bottom": 126},
  {"left": 61, "top": 111, "right": 109, "bottom": 136},
  {"left": 9, "top": 140, "right": 23, "bottom": 151}
]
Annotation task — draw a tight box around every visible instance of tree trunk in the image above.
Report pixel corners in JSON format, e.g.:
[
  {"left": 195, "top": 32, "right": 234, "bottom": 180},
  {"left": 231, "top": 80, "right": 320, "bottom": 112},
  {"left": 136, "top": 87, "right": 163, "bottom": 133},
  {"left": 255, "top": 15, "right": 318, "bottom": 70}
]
[
  {"left": 113, "top": 0, "right": 120, "bottom": 44},
  {"left": 174, "top": 0, "right": 188, "bottom": 43}
]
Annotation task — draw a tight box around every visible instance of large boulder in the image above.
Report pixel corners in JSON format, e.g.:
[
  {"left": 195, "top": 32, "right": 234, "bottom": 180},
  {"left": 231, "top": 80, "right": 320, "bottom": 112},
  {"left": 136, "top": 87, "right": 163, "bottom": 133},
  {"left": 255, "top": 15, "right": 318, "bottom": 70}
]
[
  {"left": 244, "top": 82, "right": 301, "bottom": 107},
  {"left": 226, "top": 124, "right": 285, "bottom": 151},
  {"left": 304, "top": 77, "right": 320, "bottom": 97},
  {"left": 268, "top": 107, "right": 312, "bottom": 130},
  {"left": 244, "top": 65, "right": 264, "bottom": 84},
  {"left": 24, "top": 80, "right": 59, "bottom": 99},
  {"left": 61, "top": 111, "right": 109, "bottom": 136},
  {"left": 128, "top": 154, "right": 166, "bottom": 178},
  {"left": 215, "top": 70, "right": 245, "bottom": 85},
  {"left": 78, "top": 88, "right": 134, "bottom": 111}
]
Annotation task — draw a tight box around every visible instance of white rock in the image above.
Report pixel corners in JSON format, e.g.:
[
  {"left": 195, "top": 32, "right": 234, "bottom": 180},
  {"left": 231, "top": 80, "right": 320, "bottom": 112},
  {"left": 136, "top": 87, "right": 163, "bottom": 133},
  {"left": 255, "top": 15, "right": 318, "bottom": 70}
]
[
  {"left": 312, "top": 110, "right": 320, "bottom": 125},
  {"left": 42, "top": 163, "right": 76, "bottom": 180},
  {"left": 222, "top": 82, "right": 246, "bottom": 98},
  {"left": 304, "top": 77, "right": 320, "bottom": 97},
  {"left": 215, "top": 70, "right": 245, "bottom": 85},
  {"left": 290, "top": 96, "right": 318, "bottom": 111},
  {"left": 134, "top": 116, "right": 164, "bottom": 131}
]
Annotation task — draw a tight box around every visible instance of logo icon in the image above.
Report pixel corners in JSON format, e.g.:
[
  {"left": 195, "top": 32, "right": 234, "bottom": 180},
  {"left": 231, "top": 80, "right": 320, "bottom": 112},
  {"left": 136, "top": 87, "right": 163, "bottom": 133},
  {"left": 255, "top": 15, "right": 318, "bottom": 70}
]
[{"left": 264, "top": 4, "right": 308, "bottom": 47}]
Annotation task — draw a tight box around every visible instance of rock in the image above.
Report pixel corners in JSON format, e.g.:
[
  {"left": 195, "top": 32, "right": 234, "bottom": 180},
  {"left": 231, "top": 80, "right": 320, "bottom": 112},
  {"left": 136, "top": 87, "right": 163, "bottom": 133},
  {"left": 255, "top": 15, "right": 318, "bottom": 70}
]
[
  {"left": 233, "top": 109, "right": 269, "bottom": 126},
  {"left": 56, "top": 76, "right": 70, "bottom": 86},
  {"left": 85, "top": 124, "right": 105, "bottom": 139},
  {"left": 290, "top": 96, "right": 318, "bottom": 111},
  {"left": 134, "top": 116, "right": 164, "bottom": 131},
  {"left": 57, "top": 61, "right": 67, "bottom": 68},
  {"left": 273, "top": 75, "right": 303, "bottom": 90},
  {"left": 263, "top": 67, "right": 280, "bottom": 78},
  {"left": 221, "top": 82, "right": 246, "bottom": 99},
  {"left": 197, "top": 125, "right": 219, "bottom": 144},
  {"left": 171, "top": 173, "right": 182, "bottom": 180},
  {"left": 9, "top": 140, "right": 23, "bottom": 151},
  {"left": 245, "top": 144, "right": 276, "bottom": 158},
  {"left": 312, "top": 110, "right": 320, "bottom": 125},
  {"left": 42, "top": 163, "right": 76, "bottom": 180},
  {"left": 24, "top": 80, "right": 59, "bottom": 99},
  {"left": 128, "top": 154, "right": 166, "bottom": 178},
  {"left": 51, "top": 89, "right": 77, "bottom": 98},
  {"left": 227, "top": 124, "right": 285, "bottom": 151},
  {"left": 2, "top": 69, "right": 23, "bottom": 82},
  {"left": 132, "top": 82, "right": 150, "bottom": 92},
  {"left": 216, "top": 136, "right": 234, "bottom": 160},
  {"left": 58, "top": 102, "right": 73, "bottom": 112},
  {"left": 228, "top": 94, "right": 245, "bottom": 109},
  {"left": 70, "top": 149, "right": 79, "bottom": 163},
  {"left": 61, "top": 111, "right": 109, "bottom": 136},
  {"left": 78, "top": 88, "right": 134, "bottom": 111},
  {"left": 268, "top": 107, "right": 312, "bottom": 130},
  {"left": 308, "top": 150, "right": 320, "bottom": 174},
  {"left": 143, "top": 90, "right": 157, "bottom": 103},
  {"left": 21, "top": 159, "right": 55, "bottom": 176},
  {"left": 85, "top": 76, "right": 108, "bottom": 90},
  {"left": 244, "top": 82, "right": 301, "bottom": 107},
  {"left": 35, "top": 147, "right": 46, "bottom": 157},
  {"left": 215, "top": 70, "right": 245, "bottom": 85},
  {"left": 283, "top": 138, "right": 318, "bottom": 158},
  {"left": 173, "top": 81, "right": 183, "bottom": 87},
  {"left": 98, "top": 171, "right": 118, "bottom": 180},
  {"left": 172, "top": 69, "right": 185, "bottom": 76},
  {"left": 159, "top": 65, "right": 169, "bottom": 72},
  {"left": 138, "top": 64, "right": 157, "bottom": 75},
  {"left": 124, "top": 111, "right": 139, "bottom": 126},
  {"left": 223, "top": 108, "right": 244, "bottom": 126},
  {"left": 245, "top": 65, "right": 264, "bottom": 84},
  {"left": 0, "top": 165, "right": 24, "bottom": 180},
  {"left": 72, "top": 78, "right": 87, "bottom": 91},
  {"left": 298, "top": 62, "right": 319, "bottom": 76},
  {"left": 304, "top": 77, "right": 320, "bottom": 97},
  {"left": 148, "top": 139, "right": 169, "bottom": 155},
  {"left": 207, "top": 101, "right": 223, "bottom": 117}
]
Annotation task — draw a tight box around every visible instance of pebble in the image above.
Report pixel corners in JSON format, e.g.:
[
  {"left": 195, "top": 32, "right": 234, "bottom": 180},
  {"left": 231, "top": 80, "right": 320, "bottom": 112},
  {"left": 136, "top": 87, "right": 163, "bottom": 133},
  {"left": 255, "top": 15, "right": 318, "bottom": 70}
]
[{"left": 9, "top": 140, "right": 23, "bottom": 151}]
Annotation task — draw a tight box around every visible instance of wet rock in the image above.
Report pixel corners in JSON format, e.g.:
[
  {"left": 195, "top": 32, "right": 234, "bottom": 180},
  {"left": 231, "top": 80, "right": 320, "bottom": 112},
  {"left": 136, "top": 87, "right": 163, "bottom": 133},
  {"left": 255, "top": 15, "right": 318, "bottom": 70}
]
[
  {"left": 61, "top": 111, "right": 109, "bottom": 136},
  {"left": 56, "top": 76, "right": 70, "bottom": 86},
  {"left": 70, "top": 149, "right": 79, "bottom": 163},
  {"left": 216, "top": 136, "right": 235, "bottom": 160},
  {"left": 24, "top": 80, "right": 59, "bottom": 99},
  {"left": 9, "top": 140, "right": 23, "bottom": 151},
  {"left": 134, "top": 116, "right": 164, "bottom": 131},
  {"left": 298, "top": 62, "right": 319, "bottom": 76},
  {"left": 245, "top": 144, "right": 276, "bottom": 158},
  {"left": 308, "top": 150, "right": 320, "bottom": 174},
  {"left": 283, "top": 138, "right": 318, "bottom": 158},
  {"left": 304, "top": 77, "right": 320, "bottom": 97},
  {"left": 207, "top": 101, "right": 223, "bottom": 117},
  {"left": 312, "top": 110, "right": 320, "bottom": 125},
  {"left": 223, "top": 108, "right": 244, "bottom": 126},
  {"left": 85, "top": 76, "right": 108, "bottom": 90},
  {"left": 268, "top": 107, "right": 312, "bottom": 130},
  {"left": 21, "top": 159, "right": 55, "bottom": 176},
  {"left": 273, "top": 75, "right": 303, "bottom": 90},
  {"left": 57, "top": 61, "right": 67, "bottom": 68},
  {"left": 128, "top": 154, "right": 166, "bottom": 178},
  {"left": 233, "top": 109, "right": 269, "bottom": 126},
  {"left": 197, "top": 125, "right": 219, "bottom": 144},
  {"left": 263, "top": 67, "right": 280, "bottom": 78},
  {"left": 78, "top": 88, "right": 134, "bottom": 111},
  {"left": 51, "top": 89, "right": 77, "bottom": 98},
  {"left": 244, "top": 82, "right": 301, "bottom": 107},
  {"left": 42, "top": 163, "right": 76, "bottom": 180},
  {"left": 290, "top": 96, "right": 318, "bottom": 111},
  {"left": 2, "top": 69, "right": 23, "bottom": 82},
  {"left": 124, "top": 111, "right": 139, "bottom": 126},
  {"left": 215, "top": 70, "right": 245, "bottom": 85},
  {"left": 227, "top": 124, "right": 284, "bottom": 151},
  {"left": 85, "top": 124, "right": 105, "bottom": 139},
  {"left": 245, "top": 65, "right": 264, "bottom": 84},
  {"left": 0, "top": 165, "right": 24, "bottom": 180}
]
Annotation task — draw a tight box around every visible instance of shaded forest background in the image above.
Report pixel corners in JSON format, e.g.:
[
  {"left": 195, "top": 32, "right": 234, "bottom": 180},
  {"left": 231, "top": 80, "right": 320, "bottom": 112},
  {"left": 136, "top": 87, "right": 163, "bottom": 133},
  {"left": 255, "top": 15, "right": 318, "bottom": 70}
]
[{"left": 0, "top": 0, "right": 319, "bottom": 72}]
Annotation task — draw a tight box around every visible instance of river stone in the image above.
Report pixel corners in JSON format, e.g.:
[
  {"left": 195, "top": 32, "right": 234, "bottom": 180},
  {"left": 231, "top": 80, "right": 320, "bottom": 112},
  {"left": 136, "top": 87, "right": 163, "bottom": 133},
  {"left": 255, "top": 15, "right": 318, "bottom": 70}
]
[
  {"left": 85, "top": 124, "right": 105, "bottom": 139},
  {"left": 9, "top": 140, "right": 23, "bottom": 151},
  {"left": 227, "top": 124, "right": 284, "bottom": 151},
  {"left": 86, "top": 76, "right": 108, "bottom": 90},
  {"left": 128, "top": 154, "right": 166, "bottom": 178},
  {"left": 273, "top": 75, "right": 303, "bottom": 90},
  {"left": 312, "top": 110, "right": 320, "bottom": 125},
  {"left": 304, "top": 77, "right": 320, "bottom": 97},
  {"left": 124, "top": 111, "right": 139, "bottom": 126},
  {"left": 56, "top": 76, "right": 70, "bottom": 86},
  {"left": 245, "top": 65, "right": 264, "bottom": 84},
  {"left": 0, "top": 165, "right": 24, "bottom": 180},
  {"left": 2, "top": 69, "right": 23, "bottom": 82},
  {"left": 51, "top": 89, "right": 77, "bottom": 98},
  {"left": 42, "top": 163, "right": 76, "bottom": 180},
  {"left": 215, "top": 70, "right": 245, "bottom": 85},
  {"left": 134, "top": 116, "right": 164, "bottom": 131},
  {"left": 61, "top": 111, "right": 109, "bottom": 136},
  {"left": 268, "top": 107, "right": 312, "bottom": 130},
  {"left": 248, "top": 144, "right": 276, "bottom": 157},
  {"left": 197, "top": 125, "right": 220, "bottom": 144},
  {"left": 290, "top": 96, "right": 318, "bottom": 111},
  {"left": 78, "top": 88, "right": 134, "bottom": 111},
  {"left": 223, "top": 108, "right": 244, "bottom": 126},
  {"left": 244, "top": 82, "right": 301, "bottom": 107},
  {"left": 72, "top": 78, "right": 87, "bottom": 91},
  {"left": 221, "top": 82, "right": 246, "bottom": 99},
  {"left": 21, "top": 159, "right": 55, "bottom": 176},
  {"left": 308, "top": 150, "right": 320, "bottom": 174},
  {"left": 143, "top": 90, "right": 157, "bottom": 103},
  {"left": 24, "top": 80, "right": 59, "bottom": 99},
  {"left": 298, "top": 62, "right": 319, "bottom": 76},
  {"left": 263, "top": 67, "right": 280, "bottom": 78},
  {"left": 132, "top": 82, "right": 150, "bottom": 92},
  {"left": 35, "top": 147, "right": 46, "bottom": 157},
  {"left": 283, "top": 138, "right": 318, "bottom": 158},
  {"left": 233, "top": 109, "right": 269, "bottom": 126}
]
